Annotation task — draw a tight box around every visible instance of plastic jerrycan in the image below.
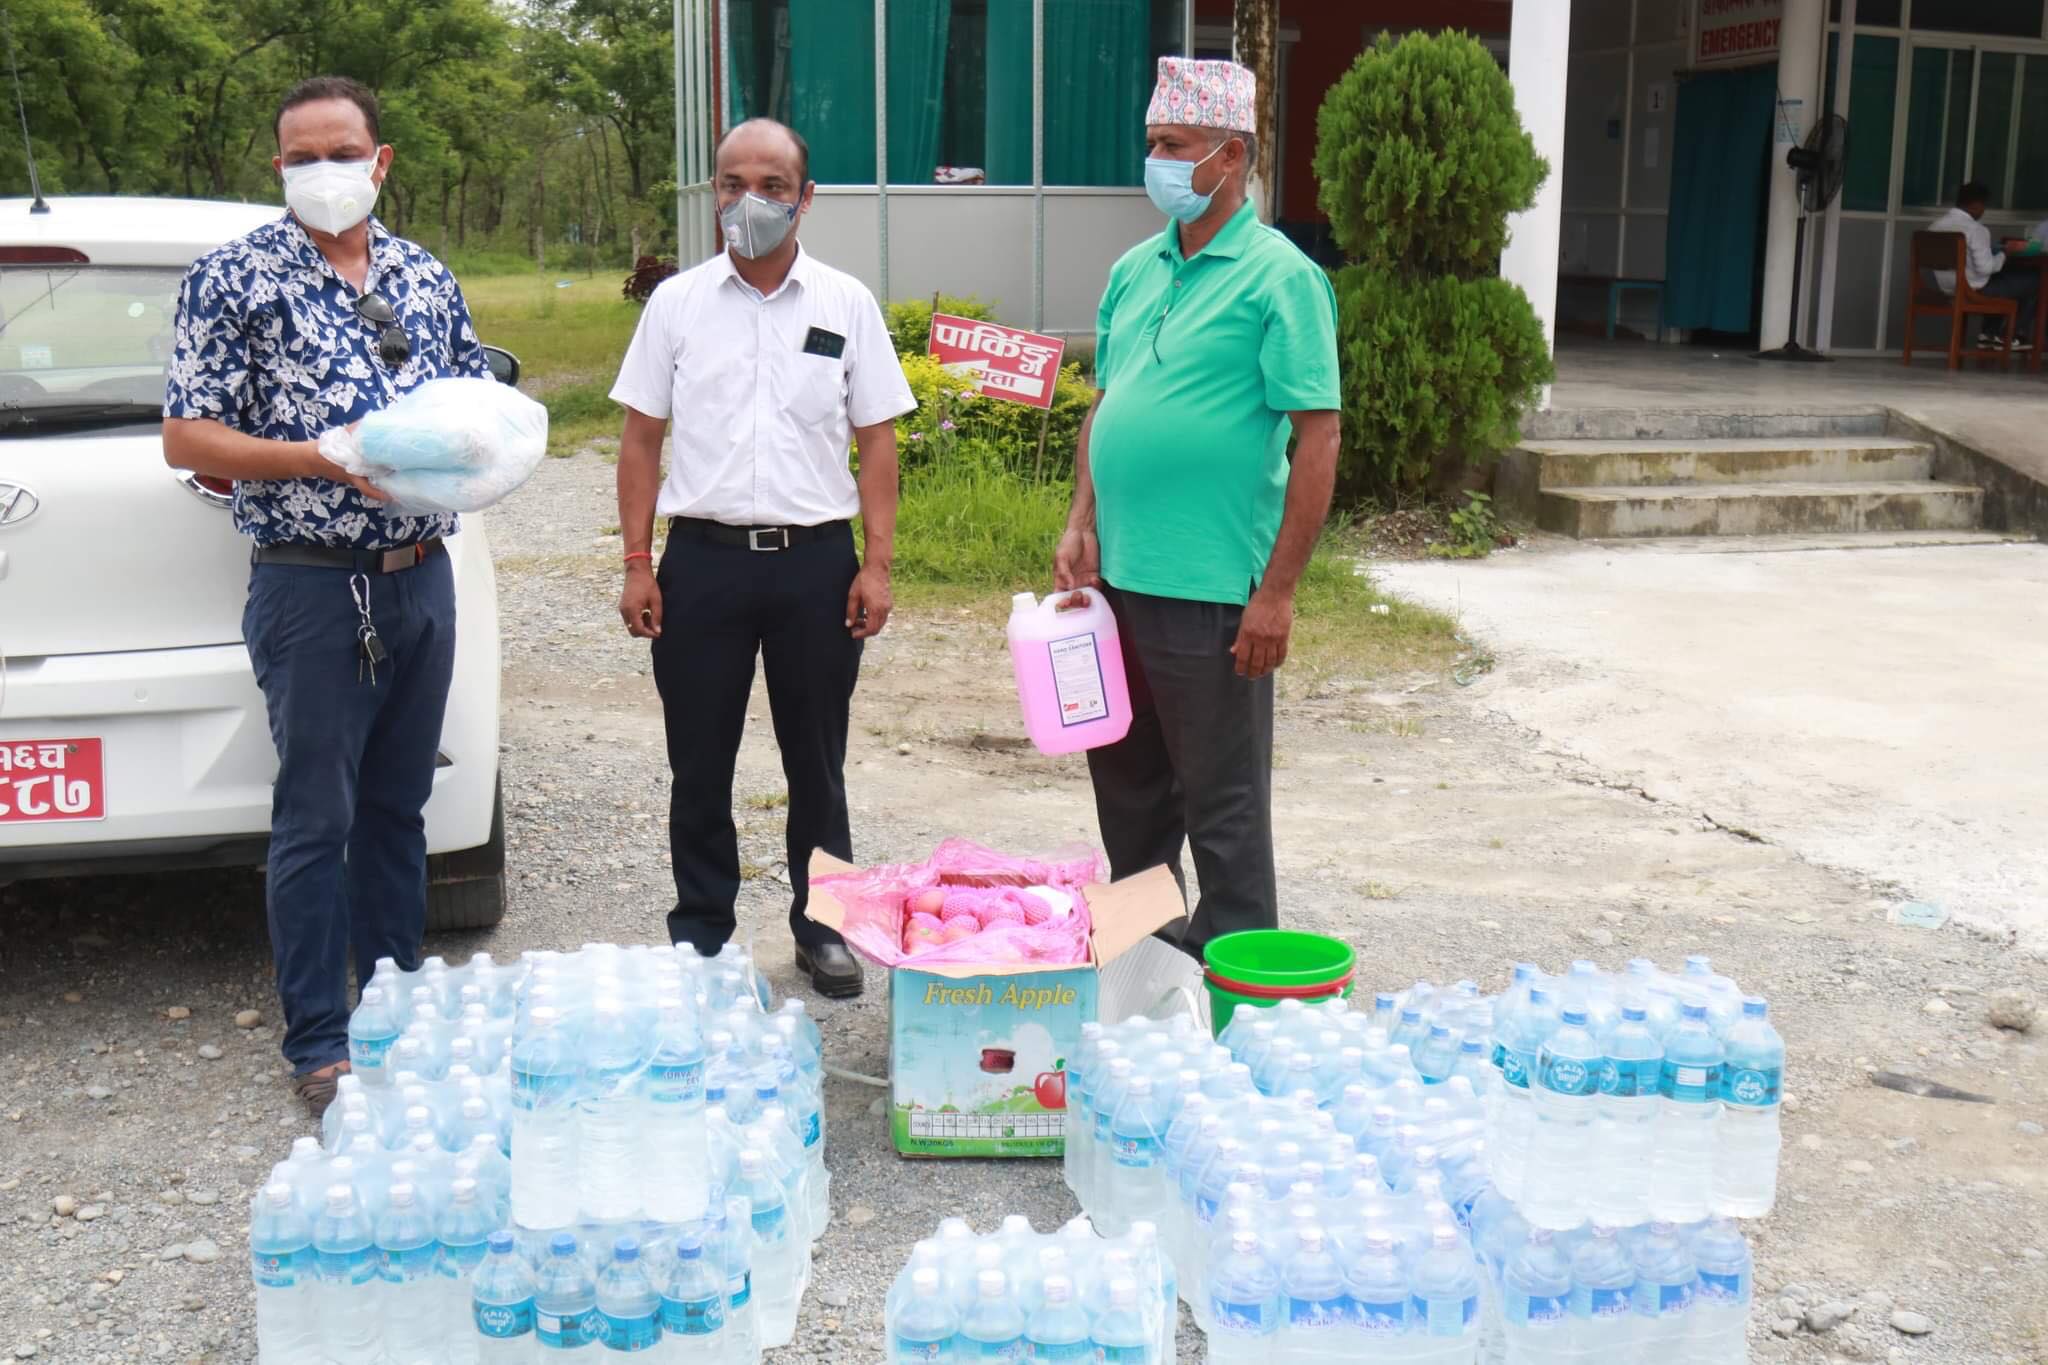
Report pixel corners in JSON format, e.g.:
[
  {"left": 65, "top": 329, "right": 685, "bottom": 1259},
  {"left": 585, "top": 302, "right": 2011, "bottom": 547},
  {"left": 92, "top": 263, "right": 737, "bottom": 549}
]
[{"left": 1007, "top": 588, "right": 1134, "bottom": 755}]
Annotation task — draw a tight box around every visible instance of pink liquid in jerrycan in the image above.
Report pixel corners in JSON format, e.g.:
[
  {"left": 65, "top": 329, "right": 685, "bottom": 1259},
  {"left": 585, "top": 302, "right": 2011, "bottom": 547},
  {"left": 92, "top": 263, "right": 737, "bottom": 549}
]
[{"left": 1007, "top": 589, "right": 1133, "bottom": 755}]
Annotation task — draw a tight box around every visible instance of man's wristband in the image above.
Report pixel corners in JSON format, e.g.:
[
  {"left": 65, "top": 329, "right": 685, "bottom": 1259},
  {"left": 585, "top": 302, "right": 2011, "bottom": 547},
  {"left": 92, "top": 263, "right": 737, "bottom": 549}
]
[{"left": 623, "top": 552, "right": 653, "bottom": 568}]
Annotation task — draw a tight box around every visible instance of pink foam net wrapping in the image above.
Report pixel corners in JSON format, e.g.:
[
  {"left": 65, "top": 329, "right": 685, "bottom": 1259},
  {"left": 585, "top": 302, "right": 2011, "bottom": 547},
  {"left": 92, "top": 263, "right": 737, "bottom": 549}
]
[{"left": 816, "top": 838, "right": 1105, "bottom": 969}]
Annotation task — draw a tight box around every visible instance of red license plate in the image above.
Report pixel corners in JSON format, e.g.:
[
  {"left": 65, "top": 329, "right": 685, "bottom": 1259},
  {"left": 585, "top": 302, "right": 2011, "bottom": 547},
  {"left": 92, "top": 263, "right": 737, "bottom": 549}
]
[{"left": 0, "top": 739, "right": 106, "bottom": 823}]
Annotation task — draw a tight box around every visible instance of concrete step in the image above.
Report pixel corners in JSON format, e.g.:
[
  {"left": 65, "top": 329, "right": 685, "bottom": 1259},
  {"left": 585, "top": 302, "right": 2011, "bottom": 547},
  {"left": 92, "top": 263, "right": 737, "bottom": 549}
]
[
  {"left": 1523, "top": 437, "right": 1936, "bottom": 489},
  {"left": 1568, "top": 529, "right": 2032, "bottom": 554},
  {"left": 1539, "top": 480, "right": 1985, "bottom": 539},
  {"left": 1520, "top": 407, "right": 1890, "bottom": 442}
]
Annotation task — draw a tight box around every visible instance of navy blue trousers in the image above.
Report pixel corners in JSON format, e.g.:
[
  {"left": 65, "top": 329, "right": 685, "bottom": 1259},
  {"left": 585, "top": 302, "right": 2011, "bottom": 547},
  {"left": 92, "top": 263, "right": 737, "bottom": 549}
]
[{"left": 244, "top": 555, "right": 457, "bottom": 1074}]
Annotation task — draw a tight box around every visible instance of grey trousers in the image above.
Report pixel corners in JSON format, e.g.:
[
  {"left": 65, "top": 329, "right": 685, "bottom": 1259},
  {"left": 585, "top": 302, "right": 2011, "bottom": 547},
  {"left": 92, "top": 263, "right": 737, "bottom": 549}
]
[{"left": 1085, "top": 582, "right": 1277, "bottom": 960}]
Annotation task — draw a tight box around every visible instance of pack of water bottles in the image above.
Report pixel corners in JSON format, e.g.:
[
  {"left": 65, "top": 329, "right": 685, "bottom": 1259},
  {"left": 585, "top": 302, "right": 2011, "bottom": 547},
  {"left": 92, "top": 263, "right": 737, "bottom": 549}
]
[
  {"left": 885, "top": 1213, "right": 1179, "bottom": 1363},
  {"left": 249, "top": 941, "right": 830, "bottom": 1362},
  {"left": 1468, "top": 1193, "right": 1754, "bottom": 1364}
]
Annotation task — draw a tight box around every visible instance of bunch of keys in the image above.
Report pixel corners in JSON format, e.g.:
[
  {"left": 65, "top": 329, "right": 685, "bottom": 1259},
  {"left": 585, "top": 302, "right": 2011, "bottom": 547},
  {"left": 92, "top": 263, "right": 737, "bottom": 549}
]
[{"left": 350, "top": 573, "right": 389, "bottom": 685}]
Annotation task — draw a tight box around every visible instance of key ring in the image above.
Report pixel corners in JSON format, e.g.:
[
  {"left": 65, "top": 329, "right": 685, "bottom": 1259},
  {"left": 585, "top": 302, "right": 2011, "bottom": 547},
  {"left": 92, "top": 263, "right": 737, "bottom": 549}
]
[{"left": 349, "top": 572, "right": 373, "bottom": 625}]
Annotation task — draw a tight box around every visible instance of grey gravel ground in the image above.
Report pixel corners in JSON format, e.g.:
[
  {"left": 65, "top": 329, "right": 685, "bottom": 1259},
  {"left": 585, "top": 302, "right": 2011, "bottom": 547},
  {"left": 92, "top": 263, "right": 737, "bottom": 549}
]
[{"left": 3, "top": 447, "right": 2045, "bottom": 1363}]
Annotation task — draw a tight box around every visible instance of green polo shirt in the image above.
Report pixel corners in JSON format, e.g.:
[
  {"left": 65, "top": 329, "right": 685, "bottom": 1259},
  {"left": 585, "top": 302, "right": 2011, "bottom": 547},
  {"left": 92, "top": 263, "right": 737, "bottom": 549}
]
[{"left": 1088, "top": 198, "right": 1340, "bottom": 606}]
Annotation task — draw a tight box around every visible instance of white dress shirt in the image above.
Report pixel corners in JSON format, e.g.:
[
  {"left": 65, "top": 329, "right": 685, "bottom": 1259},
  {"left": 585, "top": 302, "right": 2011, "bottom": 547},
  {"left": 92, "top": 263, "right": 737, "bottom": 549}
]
[
  {"left": 1927, "top": 206, "right": 2004, "bottom": 293},
  {"left": 609, "top": 246, "right": 915, "bottom": 527}
]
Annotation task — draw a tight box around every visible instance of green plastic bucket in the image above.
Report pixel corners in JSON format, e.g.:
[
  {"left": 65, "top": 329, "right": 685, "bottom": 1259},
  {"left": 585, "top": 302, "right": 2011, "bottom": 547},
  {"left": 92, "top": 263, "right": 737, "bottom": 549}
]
[{"left": 1202, "top": 929, "right": 1356, "bottom": 1037}]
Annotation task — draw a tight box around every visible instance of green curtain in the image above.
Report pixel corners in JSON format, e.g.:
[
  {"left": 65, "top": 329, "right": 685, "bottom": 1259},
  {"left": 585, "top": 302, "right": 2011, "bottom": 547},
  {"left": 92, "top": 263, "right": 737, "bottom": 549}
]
[
  {"left": 986, "top": 0, "right": 1151, "bottom": 187},
  {"left": 787, "top": 0, "right": 952, "bottom": 184},
  {"left": 726, "top": 0, "right": 761, "bottom": 127},
  {"left": 1664, "top": 65, "right": 1776, "bottom": 335}
]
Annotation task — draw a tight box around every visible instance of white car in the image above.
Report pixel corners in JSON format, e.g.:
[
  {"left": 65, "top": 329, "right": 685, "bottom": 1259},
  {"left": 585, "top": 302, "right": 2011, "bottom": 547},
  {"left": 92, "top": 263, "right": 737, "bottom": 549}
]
[{"left": 0, "top": 196, "right": 508, "bottom": 929}]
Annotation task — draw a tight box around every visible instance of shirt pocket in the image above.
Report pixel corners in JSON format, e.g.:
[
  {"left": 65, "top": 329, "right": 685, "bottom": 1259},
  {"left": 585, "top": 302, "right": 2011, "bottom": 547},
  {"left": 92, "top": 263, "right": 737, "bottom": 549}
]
[{"left": 785, "top": 353, "right": 846, "bottom": 427}]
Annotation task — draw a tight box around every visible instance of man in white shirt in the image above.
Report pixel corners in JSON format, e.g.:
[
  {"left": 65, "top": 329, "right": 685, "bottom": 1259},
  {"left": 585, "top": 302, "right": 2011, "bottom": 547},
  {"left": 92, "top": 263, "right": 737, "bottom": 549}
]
[
  {"left": 609, "top": 118, "right": 915, "bottom": 998},
  {"left": 1928, "top": 180, "right": 2037, "bottom": 350}
]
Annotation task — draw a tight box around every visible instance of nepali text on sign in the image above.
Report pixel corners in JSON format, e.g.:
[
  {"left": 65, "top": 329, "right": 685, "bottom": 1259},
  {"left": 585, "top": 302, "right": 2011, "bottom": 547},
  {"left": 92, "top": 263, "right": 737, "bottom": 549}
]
[{"left": 928, "top": 313, "right": 1067, "bottom": 410}]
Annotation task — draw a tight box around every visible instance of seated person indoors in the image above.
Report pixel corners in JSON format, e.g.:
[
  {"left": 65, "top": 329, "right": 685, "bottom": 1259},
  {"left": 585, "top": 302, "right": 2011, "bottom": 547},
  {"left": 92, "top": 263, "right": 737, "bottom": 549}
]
[{"left": 1929, "top": 180, "right": 2038, "bottom": 350}]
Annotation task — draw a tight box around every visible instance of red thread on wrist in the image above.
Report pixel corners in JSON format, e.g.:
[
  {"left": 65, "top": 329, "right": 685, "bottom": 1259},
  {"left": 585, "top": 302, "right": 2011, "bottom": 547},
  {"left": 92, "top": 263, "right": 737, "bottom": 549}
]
[{"left": 623, "top": 552, "right": 653, "bottom": 565}]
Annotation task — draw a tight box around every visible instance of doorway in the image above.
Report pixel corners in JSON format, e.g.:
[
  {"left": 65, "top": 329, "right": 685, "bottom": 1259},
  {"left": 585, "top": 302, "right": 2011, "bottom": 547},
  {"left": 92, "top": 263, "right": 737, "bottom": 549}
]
[{"left": 1664, "top": 63, "right": 1778, "bottom": 343}]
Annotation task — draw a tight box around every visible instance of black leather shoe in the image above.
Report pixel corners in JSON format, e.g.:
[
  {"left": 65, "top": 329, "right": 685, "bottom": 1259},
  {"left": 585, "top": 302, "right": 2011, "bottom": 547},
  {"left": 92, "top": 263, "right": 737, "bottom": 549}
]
[{"left": 794, "top": 942, "right": 864, "bottom": 999}]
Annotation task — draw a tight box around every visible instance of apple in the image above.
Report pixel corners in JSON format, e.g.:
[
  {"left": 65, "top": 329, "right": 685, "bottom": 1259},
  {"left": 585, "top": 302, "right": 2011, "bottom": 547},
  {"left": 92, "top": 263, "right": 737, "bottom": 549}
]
[{"left": 1033, "top": 1069, "right": 1067, "bottom": 1110}]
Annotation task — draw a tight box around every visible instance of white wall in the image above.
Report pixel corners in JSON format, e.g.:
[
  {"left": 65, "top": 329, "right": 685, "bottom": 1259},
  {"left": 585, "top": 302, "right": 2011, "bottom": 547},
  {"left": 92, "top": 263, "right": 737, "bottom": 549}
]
[{"left": 802, "top": 186, "right": 1160, "bottom": 337}]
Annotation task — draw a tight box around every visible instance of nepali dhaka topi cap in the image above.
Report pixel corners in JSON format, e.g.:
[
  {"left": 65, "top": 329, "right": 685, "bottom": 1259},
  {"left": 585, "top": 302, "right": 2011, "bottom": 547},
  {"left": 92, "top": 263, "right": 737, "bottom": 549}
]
[{"left": 1146, "top": 57, "right": 1256, "bottom": 132}]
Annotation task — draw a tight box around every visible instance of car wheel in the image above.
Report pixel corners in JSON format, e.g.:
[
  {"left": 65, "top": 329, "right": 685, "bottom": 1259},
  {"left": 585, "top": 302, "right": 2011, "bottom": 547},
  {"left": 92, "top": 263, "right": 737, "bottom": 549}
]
[{"left": 426, "top": 777, "right": 506, "bottom": 932}]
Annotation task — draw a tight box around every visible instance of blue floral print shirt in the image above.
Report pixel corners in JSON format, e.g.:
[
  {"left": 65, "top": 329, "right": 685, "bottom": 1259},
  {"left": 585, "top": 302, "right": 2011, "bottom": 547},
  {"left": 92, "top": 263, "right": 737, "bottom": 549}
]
[{"left": 163, "top": 213, "right": 490, "bottom": 548}]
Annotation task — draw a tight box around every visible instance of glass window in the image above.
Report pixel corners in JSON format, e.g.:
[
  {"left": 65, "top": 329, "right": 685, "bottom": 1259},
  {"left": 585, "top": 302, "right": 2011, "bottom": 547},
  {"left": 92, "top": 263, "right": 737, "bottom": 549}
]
[
  {"left": 729, "top": 0, "right": 1172, "bottom": 187},
  {"left": 1913, "top": 1, "right": 2041, "bottom": 39},
  {"left": 1823, "top": 32, "right": 1899, "bottom": 212},
  {"left": 2014, "top": 56, "right": 2048, "bottom": 214},
  {"left": 1972, "top": 50, "right": 2018, "bottom": 208},
  {"left": 1829, "top": 0, "right": 1904, "bottom": 26},
  {"left": 1901, "top": 45, "right": 1972, "bottom": 208},
  {"left": 0, "top": 266, "right": 184, "bottom": 410}
]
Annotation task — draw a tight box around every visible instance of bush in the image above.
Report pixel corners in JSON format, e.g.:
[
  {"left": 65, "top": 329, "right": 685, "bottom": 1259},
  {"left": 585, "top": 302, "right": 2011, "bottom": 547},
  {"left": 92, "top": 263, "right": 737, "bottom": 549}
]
[
  {"left": 883, "top": 294, "right": 1000, "bottom": 358},
  {"left": 1314, "top": 31, "right": 1547, "bottom": 279},
  {"left": 894, "top": 351, "right": 1094, "bottom": 483},
  {"left": 892, "top": 452, "right": 1073, "bottom": 589},
  {"left": 623, "top": 256, "right": 679, "bottom": 305},
  {"left": 1314, "top": 31, "right": 1553, "bottom": 502},
  {"left": 1332, "top": 266, "right": 1552, "bottom": 498}
]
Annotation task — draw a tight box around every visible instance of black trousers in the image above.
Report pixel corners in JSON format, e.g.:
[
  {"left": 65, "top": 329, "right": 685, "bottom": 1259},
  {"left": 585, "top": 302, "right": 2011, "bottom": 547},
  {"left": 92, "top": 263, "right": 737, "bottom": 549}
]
[
  {"left": 651, "top": 523, "right": 861, "bottom": 954},
  {"left": 1085, "top": 582, "right": 1277, "bottom": 960}
]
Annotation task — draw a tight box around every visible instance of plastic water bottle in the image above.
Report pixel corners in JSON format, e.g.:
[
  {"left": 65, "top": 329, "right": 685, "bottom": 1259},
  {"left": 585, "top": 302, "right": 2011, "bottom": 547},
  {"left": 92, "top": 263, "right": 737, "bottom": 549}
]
[
  {"left": 719, "top": 1198, "right": 762, "bottom": 1365},
  {"left": 1090, "top": 1057, "right": 1136, "bottom": 1213},
  {"left": 1204, "top": 1226, "right": 1281, "bottom": 1363},
  {"left": 889, "top": 1265, "right": 961, "bottom": 1362},
  {"left": 1649, "top": 1005, "right": 1724, "bottom": 1224},
  {"left": 1411, "top": 1223, "right": 1481, "bottom": 1350},
  {"left": 1104, "top": 1074, "right": 1171, "bottom": 1235},
  {"left": 1491, "top": 988, "right": 1558, "bottom": 1203},
  {"left": 959, "top": 1268, "right": 1025, "bottom": 1359},
  {"left": 1524, "top": 1008, "right": 1602, "bottom": 1230},
  {"left": 1715, "top": 996, "right": 1783, "bottom": 1216},
  {"left": 1413, "top": 1024, "right": 1461, "bottom": 1086},
  {"left": 1064, "top": 1024, "right": 1103, "bottom": 1197},
  {"left": 465, "top": 1235, "right": 532, "bottom": 1364},
  {"left": 1628, "top": 1222, "right": 1696, "bottom": 1357},
  {"left": 1279, "top": 1224, "right": 1346, "bottom": 1361},
  {"left": 1590, "top": 1004, "right": 1662, "bottom": 1227},
  {"left": 312, "top": 1183, "right": 382, "bottom": 1364},
  {"left": 251, "top": 1180, "right": 321, "bottom": 1365},
  {"left": 1089, "top": 1277, "right": 1152, "bottom": 1364},
  {"left": 1690, "top": 1217, "right": 1753, "bottom": 1365},
  {"left": 1450, "top": 1038, "right": 1494, "bottom": 1098},
  {"left": 511, "top": 1006, "right": 581, "bottom": 1231},
  {"left": 1342, "top": 1229, "right": 1412, "bottom": 1345},
  {"left": 1565, "top": 1224, "right": 1636, "bottom": 1359},
  {"left": 1501, "top": 1227, "right": 1572, "bottom": 1365},
  {"left": 535, "top": 1233, "right": 601, "bottom": 1353},
  {"left": 349, "top": 986, "right": 401, "bottom": 1086},
  {"left": 1023, "top": 1271, "right": 1090, "bottom": 1361},
  {"left": 370, "top": 1179, "right": 436, "bottom": 1364},
  {"left": 737, "top": 1149, "right": 800, "bottom": 1348},
  {"left": 436, "top": 1177, "right": 495, "bottom": 1363},
  {"left": 595, "top": 1237, "right": 660, "bottom": 1353},
  {"left": 1006, "top": 588, "right": 1134, "bottom": 756},
  {"left": 578, "top": 998, "right": 644, "bottom": 1222},
  {"left": 658, "top": 1234, "right": 727, "bottom": 1361}
]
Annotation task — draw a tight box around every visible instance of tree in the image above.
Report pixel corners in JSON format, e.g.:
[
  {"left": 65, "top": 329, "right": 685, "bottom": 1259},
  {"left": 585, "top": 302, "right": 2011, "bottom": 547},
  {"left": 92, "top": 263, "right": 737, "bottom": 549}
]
[{"left": 1312, "top": 31, "right": 1554, "bottom": 499}]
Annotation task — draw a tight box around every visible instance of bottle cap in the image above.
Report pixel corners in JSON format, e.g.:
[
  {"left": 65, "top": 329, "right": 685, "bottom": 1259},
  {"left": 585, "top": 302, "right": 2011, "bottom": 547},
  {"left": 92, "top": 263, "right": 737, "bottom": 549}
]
[
  {"left": 262, "top": 1181, "right": 293, "bottom": 1209},
  {"left": 488, "top": 1231, "right": 515, "bottom": 1254},
  {"left": 1743, "top": 996, "right": 1768, "bottom": 1017},
  {"left": 912, "top": 1267, "right": 941, "bottom": 1293},
  {"left": 977, "top": 1269, "right": 1006, "bottom": 1298},
  {"left": 1682, "top": 1003, "right": 1708, "bottom": 1020},
  {"left": 1108, "top": 1277, "right": 1138, "bottom": 1308},
  {"left": 550, "top": 1232, "right": 578, "bottom": 1256},
  {"left": 388, "top": 1182, "right": 415, "bottom": 1207},
  {"left": 1529, "top": 987, "right": 1551, "bottom": 1004},
  {"left": 1622, "top": 1004, "right": 1648, "bottom": 1021},
  {"left": 1042, "top": 1273, "right": 1073, "bottom": 1303},
  {"left": 614, "top": 1237, "right": 639, "bottom": 1262},
  {"left": 451, "top": 1177, "right": 478, "bottom": 1201},
  {"left": 1011, "top": 591, "right": 1037, "bottom": 612},
  {"left": 678, "top": 1236, "right": 703, "bottom": 1259},
  {"left": 1561, "top": 1009, "right": 1588, "bottom": 1027}
]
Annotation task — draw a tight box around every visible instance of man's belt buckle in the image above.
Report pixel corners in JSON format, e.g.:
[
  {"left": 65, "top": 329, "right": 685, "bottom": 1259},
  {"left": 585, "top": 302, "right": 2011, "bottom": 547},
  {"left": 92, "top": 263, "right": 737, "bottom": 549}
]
[
  {"left": 748, "top": 527, "right": 790, "bottom": 552},
  {"left": 378, "top": 544, "right": 425, "bottom": 573}
]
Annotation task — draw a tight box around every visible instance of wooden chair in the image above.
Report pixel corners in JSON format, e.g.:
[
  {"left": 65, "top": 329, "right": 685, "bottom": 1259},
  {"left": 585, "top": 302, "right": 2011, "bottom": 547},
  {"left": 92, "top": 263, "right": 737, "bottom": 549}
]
[{"left": 1903, "top": 231, "right": 2017, "bottom": 369}]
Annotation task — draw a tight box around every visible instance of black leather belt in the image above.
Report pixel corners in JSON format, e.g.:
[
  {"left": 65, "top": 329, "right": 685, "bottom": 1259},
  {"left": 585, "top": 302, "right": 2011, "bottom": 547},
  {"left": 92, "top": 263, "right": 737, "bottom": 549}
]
[
  {"left": 251, "top": 539, "right": 446, "bottom": 574},
  {"left": 668, "top": 517, "right": 847, "bottom": 552}
]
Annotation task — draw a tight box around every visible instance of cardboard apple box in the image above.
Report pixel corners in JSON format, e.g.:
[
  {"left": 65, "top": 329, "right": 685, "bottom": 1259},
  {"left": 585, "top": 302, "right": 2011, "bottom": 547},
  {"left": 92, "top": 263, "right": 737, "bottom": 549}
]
[{"left": 807, "top": 851, "right": 1183, "bottom": 1158}]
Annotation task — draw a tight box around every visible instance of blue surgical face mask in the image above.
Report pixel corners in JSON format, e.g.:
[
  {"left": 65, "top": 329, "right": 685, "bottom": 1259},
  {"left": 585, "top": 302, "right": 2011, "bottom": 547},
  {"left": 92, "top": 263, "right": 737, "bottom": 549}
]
[{"left": 1143, "top": 139, "right": 1229, "bottom": 224}]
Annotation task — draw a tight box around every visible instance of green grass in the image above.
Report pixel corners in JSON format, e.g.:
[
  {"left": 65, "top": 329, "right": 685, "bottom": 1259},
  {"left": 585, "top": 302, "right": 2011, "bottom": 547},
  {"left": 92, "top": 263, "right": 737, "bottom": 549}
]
[{"left": 463, "top": 272, "right": 641, "bottom": 455}]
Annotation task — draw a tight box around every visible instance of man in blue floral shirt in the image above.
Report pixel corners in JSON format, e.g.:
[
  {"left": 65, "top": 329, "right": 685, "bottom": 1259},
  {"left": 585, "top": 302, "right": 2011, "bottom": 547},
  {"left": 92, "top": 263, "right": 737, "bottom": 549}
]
[{"left": 162, "top": 75, "right": 490, "bottom": 1116}]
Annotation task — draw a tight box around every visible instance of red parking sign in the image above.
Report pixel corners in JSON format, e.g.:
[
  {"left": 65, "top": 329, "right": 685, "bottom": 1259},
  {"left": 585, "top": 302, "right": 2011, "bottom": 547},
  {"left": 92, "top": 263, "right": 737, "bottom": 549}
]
[{"left": 928, "top": 313, "right": 1066, "bottom": 410}]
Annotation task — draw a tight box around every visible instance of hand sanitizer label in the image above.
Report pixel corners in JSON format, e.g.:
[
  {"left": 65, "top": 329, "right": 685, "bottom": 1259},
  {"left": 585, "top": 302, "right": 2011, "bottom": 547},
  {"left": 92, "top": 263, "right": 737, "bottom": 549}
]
[{"left": 1049, "top": 633, "right": 1108, "bottom": 727}]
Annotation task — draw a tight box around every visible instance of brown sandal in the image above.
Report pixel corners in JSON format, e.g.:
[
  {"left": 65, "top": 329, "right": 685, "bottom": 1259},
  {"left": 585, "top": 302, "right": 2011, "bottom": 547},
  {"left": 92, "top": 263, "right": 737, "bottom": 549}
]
[{"left": 291, "top": 1061, "right": 351, "bottom": 1119}]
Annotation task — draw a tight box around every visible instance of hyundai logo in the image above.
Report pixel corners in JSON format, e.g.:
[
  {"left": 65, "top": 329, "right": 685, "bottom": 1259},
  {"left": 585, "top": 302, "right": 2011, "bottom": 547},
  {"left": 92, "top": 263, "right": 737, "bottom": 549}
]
[{"left": 0, "top": 482, "right": 37, "bottom": 528}]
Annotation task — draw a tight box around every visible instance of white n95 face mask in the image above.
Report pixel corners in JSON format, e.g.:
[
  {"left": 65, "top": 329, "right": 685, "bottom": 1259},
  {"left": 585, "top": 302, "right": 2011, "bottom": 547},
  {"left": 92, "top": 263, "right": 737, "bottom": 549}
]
[{"left": 283, "top": 159, "right": 382, "bottom": 236}]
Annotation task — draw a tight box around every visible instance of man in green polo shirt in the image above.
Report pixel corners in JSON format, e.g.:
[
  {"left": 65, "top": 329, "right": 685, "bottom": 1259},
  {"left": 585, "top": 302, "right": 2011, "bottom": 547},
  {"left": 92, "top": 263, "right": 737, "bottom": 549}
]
[{"left": 1054, "top": 56, "right": 1341, "bottom": 958}]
